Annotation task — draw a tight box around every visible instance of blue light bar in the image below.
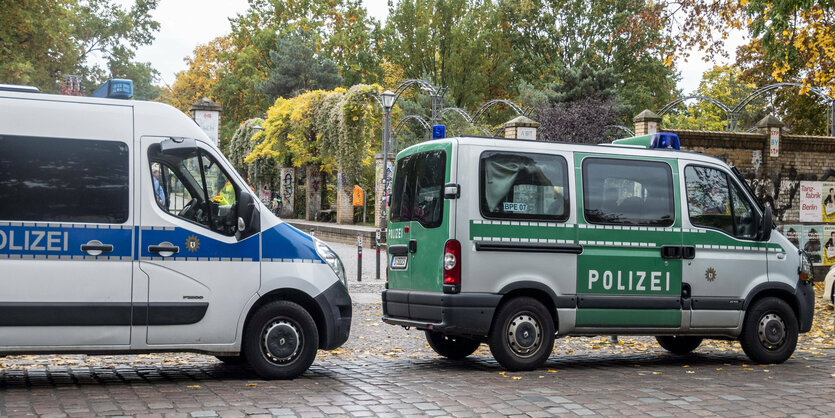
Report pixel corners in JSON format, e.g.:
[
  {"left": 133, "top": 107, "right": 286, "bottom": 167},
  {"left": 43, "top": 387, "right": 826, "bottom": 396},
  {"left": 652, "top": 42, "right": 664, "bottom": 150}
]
[
  {"left": 432, "top": 125, "right": 446, "bottom": 140},
  {"left": 650, "top": 132, "right": 680, "bottom": 150},
  {"left": 92, "top": 79, "right": 133, "bottom": 99}
]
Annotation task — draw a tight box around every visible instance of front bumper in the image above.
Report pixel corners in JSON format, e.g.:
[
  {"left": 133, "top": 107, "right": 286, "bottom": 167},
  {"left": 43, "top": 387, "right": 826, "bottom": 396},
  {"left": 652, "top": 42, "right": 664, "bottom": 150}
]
[
  {"left": 382, "top": 289, "right": 502, "bottom": 337},
  {"left": 313, "top": 281, "right": 352, "bottom": 350},
  {"left": 796, "top": 279, "right": 814, "bottom": 333}
]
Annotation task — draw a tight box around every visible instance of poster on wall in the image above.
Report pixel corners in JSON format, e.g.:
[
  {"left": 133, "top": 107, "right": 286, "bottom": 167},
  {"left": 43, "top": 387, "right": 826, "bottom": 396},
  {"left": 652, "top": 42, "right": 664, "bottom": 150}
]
[
  {"left": 823, "top": 225, "right": 835, "bottom": 266},
  {"left": 780, "top": 224, "right": 803, "bottom": 249},
  {"left": 801, "top": 225, "right": 824, "bottom": 265},
  {"left": 799, "top": 181, "right": 835, "bottom": 223}
]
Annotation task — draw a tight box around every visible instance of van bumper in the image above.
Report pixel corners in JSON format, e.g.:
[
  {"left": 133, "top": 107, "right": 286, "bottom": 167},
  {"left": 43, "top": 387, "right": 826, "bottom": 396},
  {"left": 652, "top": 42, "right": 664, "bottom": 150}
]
[
  {"left": 314, "top": 281, "right": 352, "bottom": 350},
  {"left": 382, "top": 289, "right": 502, "bottom": 337},
  {"left": 797, "top": 280, "right": 814, "bottom": 333}
]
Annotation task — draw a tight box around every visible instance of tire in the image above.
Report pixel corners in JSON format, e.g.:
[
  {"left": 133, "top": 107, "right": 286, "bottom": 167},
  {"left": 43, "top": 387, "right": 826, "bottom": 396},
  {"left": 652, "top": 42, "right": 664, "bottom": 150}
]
[
  {"left": 243, "top": 300, "right": 319, "bottom": 379},
  {"left": 215, "top": 355, "right": 246, "bottom": 365},
  {"left": 425, "top": 331, "right": 481, "bottom": 359},
  {"left": 656, "top": 336, "right": 703, "bottom": 354},
  {"left": 739, "top": 297, "right": 798, "bottom": 364},
  {"left": 488, "top": 297, "right": 555, "bottom": 371}
]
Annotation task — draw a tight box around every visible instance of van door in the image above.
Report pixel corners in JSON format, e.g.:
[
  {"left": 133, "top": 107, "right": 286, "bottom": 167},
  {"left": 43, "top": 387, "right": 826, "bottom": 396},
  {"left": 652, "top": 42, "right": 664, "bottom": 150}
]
[
  {"left": 137, "top": 136, "right": 260, "bottom": 345},
  {"left": 575, "top": 155, "right": 683, "bottom": 329},
  {"left": 0, "top": 99, "right": 133, "bottom": 346},
  {"left": 386, "top": 143, "right": 451, "bottom": 293},
  {"left": 681, "top": 164, "right": 766, "bottom": 328}
]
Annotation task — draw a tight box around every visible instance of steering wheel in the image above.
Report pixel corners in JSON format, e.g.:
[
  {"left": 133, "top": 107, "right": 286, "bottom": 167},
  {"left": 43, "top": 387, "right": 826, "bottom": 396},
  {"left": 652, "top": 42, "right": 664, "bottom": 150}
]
[{"left": 178, "top": 198, "right": 198, "bottom": 218}]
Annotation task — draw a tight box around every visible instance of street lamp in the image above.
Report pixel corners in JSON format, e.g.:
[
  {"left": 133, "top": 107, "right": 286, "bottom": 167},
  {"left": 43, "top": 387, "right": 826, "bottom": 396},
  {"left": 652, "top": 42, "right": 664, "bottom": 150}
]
[{"left": 377, "top": 90, "right": 396, "bottom": 232}]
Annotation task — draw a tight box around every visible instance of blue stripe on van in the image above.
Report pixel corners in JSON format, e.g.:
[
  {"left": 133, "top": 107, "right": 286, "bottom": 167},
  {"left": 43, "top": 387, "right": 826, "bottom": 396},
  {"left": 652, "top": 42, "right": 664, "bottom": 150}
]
[
  {"left": 0, "top": 223, "right": 132, "bottom": 260},
  {"left": 261, "top": 222, "right": 321, "bottom": 262},
  {"left": 139, "top": 227, "right": 260, "bottom": 261}
]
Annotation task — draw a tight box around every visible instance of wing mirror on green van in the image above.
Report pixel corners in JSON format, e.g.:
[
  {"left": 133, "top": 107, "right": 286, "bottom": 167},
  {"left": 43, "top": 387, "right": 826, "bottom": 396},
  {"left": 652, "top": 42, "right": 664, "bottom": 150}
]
[{"left": 758, "top": 206, "right": 773, "bottom": 241}]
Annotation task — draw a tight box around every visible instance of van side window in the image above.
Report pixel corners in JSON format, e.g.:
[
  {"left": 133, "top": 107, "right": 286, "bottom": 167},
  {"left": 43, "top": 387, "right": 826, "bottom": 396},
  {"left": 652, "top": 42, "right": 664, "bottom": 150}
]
[
  {"left": 0, "top": 135, "right": 129, "bottom": 223},
  {"left": 582, "top": 158, "right": 674, "bottom": 226},
  {"left": 685, "top": 166, "right": 757, "bottom": 239},
  {"left": 389, "top": 150, "right": 446, "bottom": 228},
  {"left": 479, "top": 152, "right": 569, "bottom": 221},
  {"left": 149, "top": 145, "right": 239, "bottom": 236}
]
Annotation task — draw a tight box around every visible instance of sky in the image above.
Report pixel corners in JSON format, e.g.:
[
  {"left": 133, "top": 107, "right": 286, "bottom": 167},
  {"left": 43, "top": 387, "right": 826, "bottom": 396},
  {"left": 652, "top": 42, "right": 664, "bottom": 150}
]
[{"left": 123, "top": 0, "right": 742, "bottom": 97}]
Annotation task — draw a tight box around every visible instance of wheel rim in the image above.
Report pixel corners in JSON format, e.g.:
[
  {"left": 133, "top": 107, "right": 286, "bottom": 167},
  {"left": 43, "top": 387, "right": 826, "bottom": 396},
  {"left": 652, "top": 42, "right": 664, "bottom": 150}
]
[
  {"left": 506, "top": 312, "right": 542, "bottom": 358},
  {"left": 262, "top": 319, "right": 302, "bottom": 364},
  {"left": 757, "top": 312, "right": 786, "bottom": 350}
]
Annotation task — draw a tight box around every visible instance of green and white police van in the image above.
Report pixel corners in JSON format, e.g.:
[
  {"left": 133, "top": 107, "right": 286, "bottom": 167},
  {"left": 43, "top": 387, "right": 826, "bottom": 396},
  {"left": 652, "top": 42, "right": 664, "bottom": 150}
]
[
  {"left": 382, "top": 133, "right": 814, "bottom": 371},
  {"left": 0, "top": 82, "right": 350, "bottom": 379}
]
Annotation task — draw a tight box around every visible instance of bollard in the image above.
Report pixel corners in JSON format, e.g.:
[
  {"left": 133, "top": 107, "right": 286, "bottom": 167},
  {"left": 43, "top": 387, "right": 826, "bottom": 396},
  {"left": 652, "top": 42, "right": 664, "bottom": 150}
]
[
  {"left": 375, "top": 229, "right": 381, "bottom": 280},
  {"left": 357, "top": 232, "right": 363, "bottom": 282}
]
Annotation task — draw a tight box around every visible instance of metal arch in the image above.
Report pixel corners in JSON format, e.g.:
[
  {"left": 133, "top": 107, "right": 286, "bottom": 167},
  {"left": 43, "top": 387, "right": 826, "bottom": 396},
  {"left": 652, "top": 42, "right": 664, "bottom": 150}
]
[
  {"left": 441, "top": 107, "right": 474, "bottom": 124},
  {"left": 730, "top": 82, "right": 835, "bottom": 135},
  {"left": 472, "top": 99, "right": 530, "bottom": 125},
  {"left": 659, "top": 95, "right": 733, "bottom": 116},
  {"left": 393, "top": 114, "right": 432, "bottom": 138},
  {"left": 604, "top": 125, "right": 635, "bottom": 138}
]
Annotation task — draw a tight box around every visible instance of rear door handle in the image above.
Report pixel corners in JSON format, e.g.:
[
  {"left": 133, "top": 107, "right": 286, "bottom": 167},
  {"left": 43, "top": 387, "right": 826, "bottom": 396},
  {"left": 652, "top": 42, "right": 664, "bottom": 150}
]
[
  {"left": 409, "top": 239, "right": 417, "bottom": 253},
  {"left": 660, "top": 245, "right": 682, "bottom": 259},
  {"left": 81, "top": 240, "right": 113, "bottom": 255}
]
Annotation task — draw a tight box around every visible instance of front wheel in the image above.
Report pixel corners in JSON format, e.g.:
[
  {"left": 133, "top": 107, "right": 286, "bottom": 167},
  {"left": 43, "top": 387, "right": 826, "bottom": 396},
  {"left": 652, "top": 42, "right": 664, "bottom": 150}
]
[
  {"left": 488, "top": 297, "right": 555, "bottom": 371},
  {"left": 739, "top": 297, "right": 798, "bottom": 364},
  {"left": 243, "top": 300, "right": 319, "bottom": 379},
  {"left": 656, "top": 336, "right": 703, "bottom": 354},
  {"left": 425, "top": 331, "right": 481, "bottom": 359}
]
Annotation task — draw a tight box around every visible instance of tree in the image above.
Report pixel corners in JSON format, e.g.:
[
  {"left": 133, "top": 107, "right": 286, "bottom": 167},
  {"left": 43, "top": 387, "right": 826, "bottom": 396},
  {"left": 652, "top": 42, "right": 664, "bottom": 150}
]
[
  {"left": 0, "top": 0, "right": 161, "bottom": 96},
  {"left": 537, "top": 97, "right": 621, "bottom": 144},
  {"left": 257, "top": 30, "right": 343, "bottom": 102},
  {"left": 161, "top": 37, "right": 230, "bottom": 113}
]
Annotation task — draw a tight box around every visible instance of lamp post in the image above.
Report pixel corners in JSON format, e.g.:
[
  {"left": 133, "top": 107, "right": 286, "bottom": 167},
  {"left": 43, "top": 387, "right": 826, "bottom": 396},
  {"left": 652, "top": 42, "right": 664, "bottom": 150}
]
[{"left": 376, "top": 90, "right": 396, "bottom": 233}]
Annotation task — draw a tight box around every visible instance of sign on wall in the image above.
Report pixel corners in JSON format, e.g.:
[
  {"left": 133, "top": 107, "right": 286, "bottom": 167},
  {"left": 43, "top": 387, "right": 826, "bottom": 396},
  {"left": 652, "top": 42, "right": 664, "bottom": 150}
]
[
  {"left": 799, "top": 181, "right": 835, "bottom": 223},
  {"left": 769, "top": 127, "right": 780, "bottom": 157},
  {"left": 194, "top": 110, "right": 219, "bottom": 145},
  {"left": 780, "top": 223, "right": 834, "bottom": 266}
]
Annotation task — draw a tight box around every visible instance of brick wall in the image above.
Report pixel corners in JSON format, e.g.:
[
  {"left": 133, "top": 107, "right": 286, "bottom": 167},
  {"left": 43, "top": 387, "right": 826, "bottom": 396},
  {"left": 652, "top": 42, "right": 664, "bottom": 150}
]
[{"left": 668, "top": 129, "right": 835, "bottom": 224}]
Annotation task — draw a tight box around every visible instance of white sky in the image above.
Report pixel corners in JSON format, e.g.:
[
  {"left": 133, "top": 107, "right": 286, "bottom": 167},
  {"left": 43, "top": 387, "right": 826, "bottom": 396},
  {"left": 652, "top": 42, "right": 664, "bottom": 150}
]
[{"left": 122, "top": 0, "right": 739, "bottom": 96}]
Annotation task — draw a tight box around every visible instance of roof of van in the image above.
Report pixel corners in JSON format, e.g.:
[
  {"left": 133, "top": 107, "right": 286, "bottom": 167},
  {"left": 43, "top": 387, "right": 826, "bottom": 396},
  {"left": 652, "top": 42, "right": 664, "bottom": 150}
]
[{"left": 413, "top": 135, "right": 729, "bottom": 166}]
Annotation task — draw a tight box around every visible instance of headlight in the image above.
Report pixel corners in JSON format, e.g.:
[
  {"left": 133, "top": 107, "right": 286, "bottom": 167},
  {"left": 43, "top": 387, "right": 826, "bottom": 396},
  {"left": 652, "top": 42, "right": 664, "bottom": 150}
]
[
  {"left": 799, "top": 250, "right": 813, "bottom": 281},
  {"left": 315, "top": 238, "right": 348, "bottom": 289}
]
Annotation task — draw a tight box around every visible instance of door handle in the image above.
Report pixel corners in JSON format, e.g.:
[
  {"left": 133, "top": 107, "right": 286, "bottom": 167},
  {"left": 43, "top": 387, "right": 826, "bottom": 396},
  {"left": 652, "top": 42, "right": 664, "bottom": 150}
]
[
  {"left": 409, "top": 239, "right": 417, "bottom": 253},
  {"left": 682, "top": 246, "right": 696, "bottom": 259},
  {"left": 148, "top": 243, "right": 180, "bottom": 255},
  {"left": 660, "top": 245, "right": 682, "bottom": 259},
  {"left": 80, "top": 240, "right": 113, "bottom": 255}
]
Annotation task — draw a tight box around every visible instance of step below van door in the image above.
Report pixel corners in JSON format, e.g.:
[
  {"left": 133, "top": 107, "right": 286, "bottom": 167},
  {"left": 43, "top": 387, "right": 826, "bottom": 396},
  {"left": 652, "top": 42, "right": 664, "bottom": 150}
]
[{"left": 136, "top": 136, "right": 260, "bottom": 346}]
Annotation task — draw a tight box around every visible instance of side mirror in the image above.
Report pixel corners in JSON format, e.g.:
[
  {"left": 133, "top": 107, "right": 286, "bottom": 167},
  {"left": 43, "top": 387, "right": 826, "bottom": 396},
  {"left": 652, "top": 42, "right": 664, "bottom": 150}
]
[
  {"left": 160, "top": 137, "right": 197, "bottom": 155},
  {"left": 236, "top": 192, "right": 260, "bottom": 240},
  {"left": 759, "top": 206, "right": 773, "bottom": 242}
]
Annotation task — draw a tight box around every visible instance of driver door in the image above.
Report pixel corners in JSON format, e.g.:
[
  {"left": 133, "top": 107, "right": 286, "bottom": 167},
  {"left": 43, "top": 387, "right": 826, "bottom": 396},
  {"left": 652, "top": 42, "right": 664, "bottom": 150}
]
[{"left": 136, "top": 136, "right": 260, "bottom": 346}]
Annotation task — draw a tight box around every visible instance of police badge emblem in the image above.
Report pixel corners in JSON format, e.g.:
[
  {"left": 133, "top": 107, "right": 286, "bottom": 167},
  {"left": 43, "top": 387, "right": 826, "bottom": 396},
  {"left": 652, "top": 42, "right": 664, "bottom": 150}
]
[
  {"left": 705, "top": 267, "right": 717, "bottom": 282},
  {"left": 185, "top": 235, "right": 201, "bottom": 253}
]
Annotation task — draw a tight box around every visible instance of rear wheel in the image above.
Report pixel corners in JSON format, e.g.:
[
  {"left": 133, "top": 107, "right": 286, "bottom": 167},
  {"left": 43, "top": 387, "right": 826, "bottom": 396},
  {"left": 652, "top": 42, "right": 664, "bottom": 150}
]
[
  {"left": 425, "top": 331, "right": 481, "bottom": 359},
  {"left": 739, "top": 297, "right": 798, "bottom": 364},
  {"left": 243, "top": 300, "right": 319, "bottom": 379},
  {"left": 488, "top": 297, "right": 555, "bottom": 371},
  {"left": 656, "top": 336, "right": 703, "bottom": 354}
]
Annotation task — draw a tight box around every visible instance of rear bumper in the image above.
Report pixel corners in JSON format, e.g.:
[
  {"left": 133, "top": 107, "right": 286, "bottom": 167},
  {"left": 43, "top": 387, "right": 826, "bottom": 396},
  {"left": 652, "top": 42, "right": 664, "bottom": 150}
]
[
  {"left": 382, "top": 289, "right": 502, "bottom": 337},
  {"left": 314, "top": 281, "right": 352, "bottom": 350}
]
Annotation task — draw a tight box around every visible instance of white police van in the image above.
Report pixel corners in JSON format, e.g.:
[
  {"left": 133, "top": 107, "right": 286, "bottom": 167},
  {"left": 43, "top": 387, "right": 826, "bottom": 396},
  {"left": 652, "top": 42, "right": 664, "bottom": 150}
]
[
  {"left": 0, "top": 82, "right": 350, "bottom": 379},
  {"left": 382, "top": 134, "right": 814, "bottom": 371}
]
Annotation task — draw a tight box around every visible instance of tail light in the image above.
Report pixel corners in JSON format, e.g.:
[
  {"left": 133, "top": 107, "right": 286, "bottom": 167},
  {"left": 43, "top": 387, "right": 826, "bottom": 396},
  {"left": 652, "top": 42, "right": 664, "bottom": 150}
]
[{"left": 443, "top": 239, "right": 461, "bottom": 292}]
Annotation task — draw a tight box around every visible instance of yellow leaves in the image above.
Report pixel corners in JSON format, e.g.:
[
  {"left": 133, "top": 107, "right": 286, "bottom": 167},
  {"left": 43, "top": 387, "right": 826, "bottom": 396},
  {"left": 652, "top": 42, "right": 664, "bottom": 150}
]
[
  {"left": 246, "top": 383, "right": 258, "bottom": 387},
  {"left": 186, "top": 385, "right": 201, "bottom": 388}
]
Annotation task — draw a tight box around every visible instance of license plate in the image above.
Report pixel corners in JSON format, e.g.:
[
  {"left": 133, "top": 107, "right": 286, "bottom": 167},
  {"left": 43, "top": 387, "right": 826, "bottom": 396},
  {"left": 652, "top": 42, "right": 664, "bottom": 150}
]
[{"left": 390, "top": 255, "right": 408, "bottom": 269}]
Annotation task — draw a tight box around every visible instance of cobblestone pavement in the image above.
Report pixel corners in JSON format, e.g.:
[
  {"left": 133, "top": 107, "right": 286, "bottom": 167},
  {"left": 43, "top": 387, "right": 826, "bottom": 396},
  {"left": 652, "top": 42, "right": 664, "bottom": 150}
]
[{"left": 2, "top": 241, "right": 835, "bottom": 416}]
